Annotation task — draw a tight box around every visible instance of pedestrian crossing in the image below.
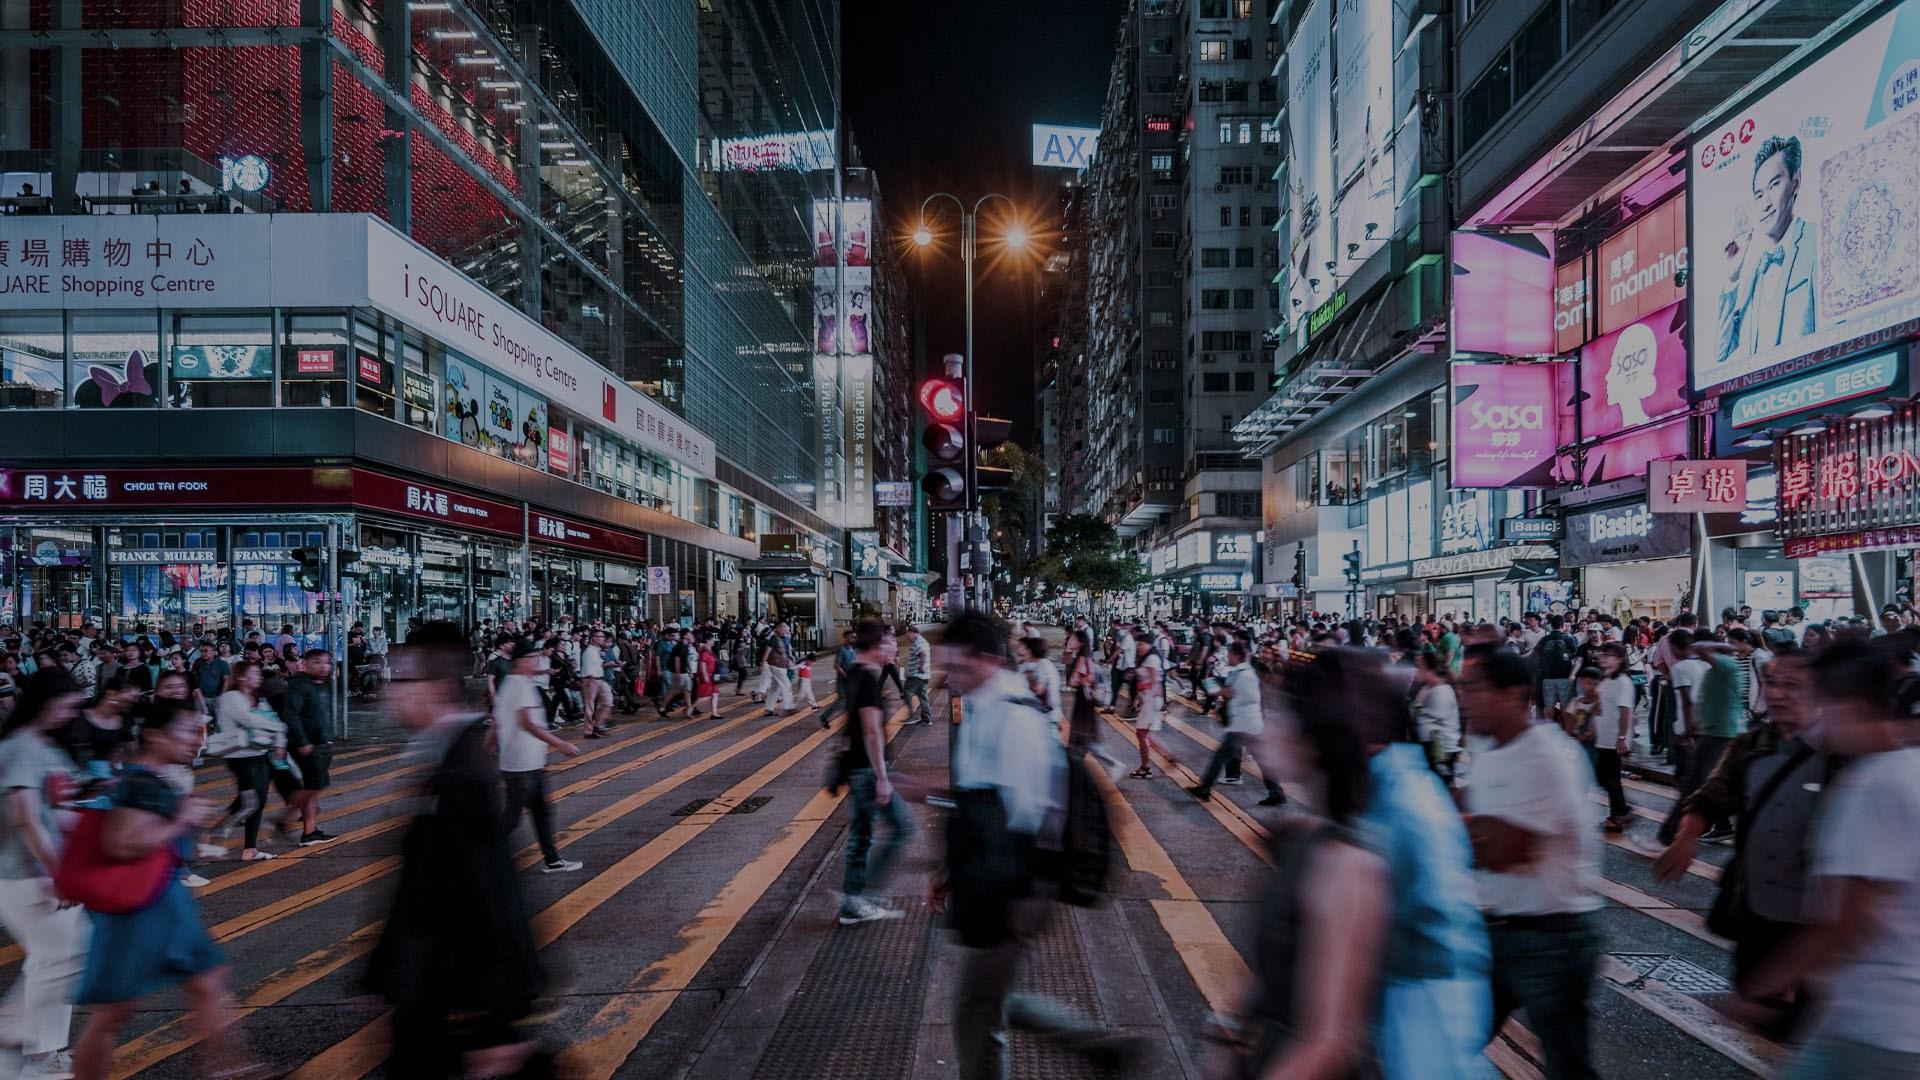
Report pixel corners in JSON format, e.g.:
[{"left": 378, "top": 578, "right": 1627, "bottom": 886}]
[{"left": 0, "top": 666, "right": 1791, "bottom": 1078}]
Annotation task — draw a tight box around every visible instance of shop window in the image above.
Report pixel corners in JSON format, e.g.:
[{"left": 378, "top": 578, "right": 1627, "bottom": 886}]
[
  {"left": 69, "top": 313, "right": 160, "bottom": 409},
  {"left": 353, "top": 316, "right": 395, "bottom": 418},
  {"left": 0, "top": 313, "right": 65, "bottom": 409},
  {"left": 17, "top": 528, "right": 96, "bottom": 628},
  {"left": 169, "top": 314, "right": 273, "bottom": 408},
  {"left": 107, "top": 526, "right": 227, "bottom": 634},
  {"left": 400, "top": 338, "right": 436, "bottom": 434},
  {"left": 281, "top": 313, "right": 350, "bottom": 407}
]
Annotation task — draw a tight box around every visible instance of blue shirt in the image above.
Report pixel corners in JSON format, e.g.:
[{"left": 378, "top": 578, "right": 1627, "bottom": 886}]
[{"left": 1358, "top": 744, "right": 1490, "bottom": 984}]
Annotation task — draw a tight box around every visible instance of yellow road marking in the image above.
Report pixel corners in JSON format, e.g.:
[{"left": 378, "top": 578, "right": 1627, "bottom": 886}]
[
  {"left": 1589, "top": 876, "right": 1725, "bottom": 948},
  {"left": 112, "top": 704, "right": 824, "bottom": 1077},
  {"left": 282, "top": 707, "right": 877, "bottom": 1080},
  {"left": 1085, "top": 761, "right": 1249, "bottom": 1016},
  {"left": 1097, "top": 708, "right": 1274, "bottom": 866},
  {"left": 561, "top": 709, "right": 909, "bottom": 1077},
  {"left": 1598, "top": 955, "right": 1781, "bottom": 1074}
]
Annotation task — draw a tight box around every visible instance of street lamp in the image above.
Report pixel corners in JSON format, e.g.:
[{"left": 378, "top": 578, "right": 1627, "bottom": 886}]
[{"left": 909, "top": 192, "right": 1030, "bottom": 611}]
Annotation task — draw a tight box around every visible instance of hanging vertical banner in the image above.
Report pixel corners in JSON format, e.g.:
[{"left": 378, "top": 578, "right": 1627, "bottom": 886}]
[
  {"left": 1284, "top": 0, "right": 1334, "bottom": 329},
  {"left": 843, "top": 356, "right": 875, "bottom": 528}
]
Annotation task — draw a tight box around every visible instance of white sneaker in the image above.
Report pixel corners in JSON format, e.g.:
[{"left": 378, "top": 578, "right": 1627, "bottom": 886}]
[
  {"left": 19, "top": 1049, "right": 73, "bottom": 1080},
  {"left": 837, "top": 897, "right": 903, "bottom": 926},
  {"left": 197, "top": 843, "right": 227, "bottom": 859},
  {"left": 183, "top": 873, "right": 211, "bottom": 888},
  {"left": 542, "top": 859, "right": 584, "bottom": 874}
]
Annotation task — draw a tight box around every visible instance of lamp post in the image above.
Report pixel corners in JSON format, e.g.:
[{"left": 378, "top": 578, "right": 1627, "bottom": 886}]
[{"left": 912, "top": 192, "right": 1026, "bottom": 612}]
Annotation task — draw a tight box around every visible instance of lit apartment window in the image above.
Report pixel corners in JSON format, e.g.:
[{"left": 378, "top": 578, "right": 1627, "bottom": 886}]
[{"left": 1200, "top": 39, "right": 1228, "bottom": 61}]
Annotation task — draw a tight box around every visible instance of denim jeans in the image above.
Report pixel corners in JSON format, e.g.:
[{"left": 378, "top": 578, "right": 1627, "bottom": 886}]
[
  {"left": 1539, "top": 678, "right": 1574, "bottom": 718},
  {"left": 1488, "top": 910, "right": 1600, "bottom": 1080},
  {"left": 905, "top": 676, "right": 932, "bottom": 723},
  {"left": 842, "top": 767, "right": 913, "bottom": 901}
]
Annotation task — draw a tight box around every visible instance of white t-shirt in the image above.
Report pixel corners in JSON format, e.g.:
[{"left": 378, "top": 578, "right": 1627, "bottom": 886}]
[
  {"left": 1133, "top": 653, "right": 1164, "bottom": 714},
  {"left": 578, "top": 644, "right": 604, "bottom": 680},
  {"left": 493, "top": 674, "right": 549, "bottom": 773},
  {"left": 1806, "top": 747, "right": 1920, "bottom": 1052},
  {"left": 1667, "top": 658, "right": 1709, "bottom": 736},
  {"left": 1596, "top": 675, "right": 1635, "bottom": 746},
  {"left": 1413, "top": 682, "right": 1460, "bottom": 757},
  {"left": 1465, "top": 723, "right": 1601, "bottom": 916},
  {"left": 1221, "top": 664, "right": 1262, "bottom": 735}
]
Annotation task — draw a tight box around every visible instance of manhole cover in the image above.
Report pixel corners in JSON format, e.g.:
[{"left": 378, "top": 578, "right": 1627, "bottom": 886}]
[
  {"left": 671, "top": 798, "right": 712, "bottom": 817},
  {"left": 1611, "top": 953, "right": 1731, "bottom": 995},
  {"left": 729, "top": 795, "right": 772, "bottom": 815}
]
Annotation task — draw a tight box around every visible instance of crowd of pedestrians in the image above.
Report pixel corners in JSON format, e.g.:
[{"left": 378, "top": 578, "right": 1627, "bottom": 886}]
[{"left": 1048, "top": 602, "right": 1920, "bottom": 1079}]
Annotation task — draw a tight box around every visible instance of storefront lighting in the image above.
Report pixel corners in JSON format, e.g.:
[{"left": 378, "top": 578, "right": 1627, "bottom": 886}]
[
  {"left": 1852, "top": 400, "right": 1898, "bottom": 420},
  {"left": 478, "top": 80, "right": 518, "bottom": 91},
  {"left": 540, "top": 140, "right": 574, "bottom": 150},
  {"left": 409, "top": 1, "right": 452, "bottom": 10},
  {"left": 537, "top": 122, "right": 561, "bottom": 132},
  {"left": 556, "top": 158, "right": 589, "bottom": 167},
  {"left": 455, "top": 53, "right": 499, "bottom": 66},
  {"left": 1790, "top": 420, "right": 1827, "bottom": 437},
  {"left": 428, "top": 29, "right": 477, "bottom": 40},
  {"left": 1732, "top": 429, "right": 1779, "bottom": 450},
  {"left": 499, "top": 102, "right": 524, "bottom": 111}
]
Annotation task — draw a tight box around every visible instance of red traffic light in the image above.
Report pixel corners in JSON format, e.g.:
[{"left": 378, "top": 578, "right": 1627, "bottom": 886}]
[{"left": 919, "top": 378, "right": 964, "bottom": 423}]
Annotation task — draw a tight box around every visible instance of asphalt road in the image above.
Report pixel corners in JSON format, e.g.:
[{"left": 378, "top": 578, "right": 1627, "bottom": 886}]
[{"left": 44, "top": 637, "right": 1776, "bottom": 1079}]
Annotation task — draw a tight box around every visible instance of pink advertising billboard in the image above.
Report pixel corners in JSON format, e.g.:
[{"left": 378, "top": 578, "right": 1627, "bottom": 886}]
[
  {"left": 1578, "top": 300, "right": 1689, "bottom": 441},
  {"left": 1451, "top": 231, "right": 1555, "bottom": 356},
  {"left": 1578, "top": 417, "right": 1690, "bottom": 485},
  {"left": 1451, "top": 361, "right": 1569, "bottom": 488}
]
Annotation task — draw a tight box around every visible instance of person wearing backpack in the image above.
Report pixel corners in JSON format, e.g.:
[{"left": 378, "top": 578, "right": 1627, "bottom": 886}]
[
  {"left": 1531, "top": 614, "right": 1579, "bottom": 723},
  {"left": 927, "top": 612, "right": 1139, "bottom": 1079}
]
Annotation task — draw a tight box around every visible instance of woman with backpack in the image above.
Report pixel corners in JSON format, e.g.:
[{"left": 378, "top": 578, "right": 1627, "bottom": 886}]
[{"left": 0, "top": 669, "right": 89, "bottom": 1080}]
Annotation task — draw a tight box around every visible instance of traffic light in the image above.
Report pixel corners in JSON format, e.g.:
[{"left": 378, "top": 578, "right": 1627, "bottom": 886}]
[
  {"left": 1292, "top": 543, "right": 1307, "bottom": 591},
  {"left": 1342, "top": 546, "right": 1362, "bottom": 585},
  {"left": 920, "top": 374, "right": 967, "bottom": 511},
  {"left": 290, "top": 547, "right": 324, "bottom": 592}
]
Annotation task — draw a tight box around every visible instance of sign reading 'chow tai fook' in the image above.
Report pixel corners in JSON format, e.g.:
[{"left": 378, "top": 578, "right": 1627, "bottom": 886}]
[{"left": 1775, "top": 403, "right": 1920, "bottom": 554}]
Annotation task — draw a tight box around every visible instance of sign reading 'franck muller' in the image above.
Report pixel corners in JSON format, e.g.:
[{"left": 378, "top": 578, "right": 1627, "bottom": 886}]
[{"left": 1775, "top": 403, "right": 1920, "bottom": 551}]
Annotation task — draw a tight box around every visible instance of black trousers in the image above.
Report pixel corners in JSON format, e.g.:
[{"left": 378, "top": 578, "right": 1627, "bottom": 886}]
[
  {"left": 224, "top": 755, "right": 271, "bottom": 849},
  {"left": 503, "top": 769, "right": 560, "bottom": 864},
  {"left": 1590, "top": 747, "right": 1628, "bottom": 819}
]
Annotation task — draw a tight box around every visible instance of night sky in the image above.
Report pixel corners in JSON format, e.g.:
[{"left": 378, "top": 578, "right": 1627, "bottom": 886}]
[{"left": 843, "top": 0, "right": 1125, "bottom": 443}]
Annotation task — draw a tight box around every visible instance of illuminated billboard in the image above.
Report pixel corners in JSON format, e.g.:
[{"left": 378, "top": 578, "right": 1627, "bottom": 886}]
[
  {"left": 1451, "top": 231, "right": 1555, "bottom": 356},
  {"left": 1691, "top": 0, "right": 1920, "bottom": 395},
  {"left": 1031, "top": 124, "right": 1099, "bottom": 169},
  {"left": 1450, "top": 362, "right": 1570, "bottom": 488},
  {"left": 1579, "top": 300, "right": 1688, "bottom": 441},
  {"left": 1284, "top": 0, "right": 1333, "bottom": 328},
  {"left": 1333, "top": 0, "right": 1394, "bottom": 274}
]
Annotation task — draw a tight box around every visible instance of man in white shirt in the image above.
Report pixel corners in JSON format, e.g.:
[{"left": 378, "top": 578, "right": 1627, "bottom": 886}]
[
  {"left": 493, "top": 640, "right": 582, "bottom": 872},
  {"left": 1741, "top": 640, "right": 1920, "bottom": 1074},
  {"left": 578, "top": 629, "right": 612, "bottom": 737},
  {"left": 1458, "top": 644, "right": 1601, "bottom": 1080},
  {"left": 904, "top": 626, "right": 934, "bottom": 725},
  {"left": 1187, "top": 643, "right": 1285, "bottom": 805}
]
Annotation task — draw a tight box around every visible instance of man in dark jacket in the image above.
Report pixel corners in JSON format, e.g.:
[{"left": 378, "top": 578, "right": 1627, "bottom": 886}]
[
  {"left": 369, "top": 621, "right": 548, "bottom": 1078},
  {"left": 281, "top": 648, "right": 338, "bottom": 845}
]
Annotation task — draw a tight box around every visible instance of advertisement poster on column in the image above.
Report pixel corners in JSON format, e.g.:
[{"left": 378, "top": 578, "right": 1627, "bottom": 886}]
[
  {"left": 443, "top": 356, "right": 488, "bottom": 453},
  {"left": 1452, "top": 232, "right": 1555, "bottom": 355},
  {"left": 1579, "top": 300, "right": 1688, "bottom": 440},
  {"left": 1450, "top": 362, "right": 1568, "bottom": 487},
  {"left": 1692, "top": 0, "right": 1920, "bottom": 395},
  {"left": 1334, "top": 0, "right": 1395, "bottom": 274},
  {"left": 1284, "top": 0, "right": 1334, "bottom": 326}
]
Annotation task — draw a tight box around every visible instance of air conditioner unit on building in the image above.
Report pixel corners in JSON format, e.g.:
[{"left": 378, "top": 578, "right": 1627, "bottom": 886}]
[
  {"left": 1150, "top": 208, "right": 1165, "bottom": 220},
  {"left": 1214, "top": 183, "right": 1229, "bottom": 193}
]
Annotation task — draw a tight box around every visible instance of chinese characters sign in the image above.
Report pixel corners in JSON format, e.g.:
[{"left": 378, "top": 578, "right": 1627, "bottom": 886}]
[
  {"left": 1648, "top": 459, "right": 1749, "bottom": 513},
  {"left": 1775, "top": 404, "right": 1920, "bottom": 551},
  {"left": 0, "top": 215, "right": 269, "bottom": 308}
]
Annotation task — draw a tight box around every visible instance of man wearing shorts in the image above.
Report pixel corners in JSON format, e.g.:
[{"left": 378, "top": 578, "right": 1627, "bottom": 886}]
[
  {"left": 283, "top": 648, "right": 338, "bottom": 845},
  {"left": 1128, "top": 637, "right": 1175, "bottom": 779}
]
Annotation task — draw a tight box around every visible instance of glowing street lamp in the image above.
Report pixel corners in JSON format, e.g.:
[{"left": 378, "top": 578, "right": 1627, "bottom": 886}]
[{"left": 912, "top": 225, "right": 934, "bottom": 247}]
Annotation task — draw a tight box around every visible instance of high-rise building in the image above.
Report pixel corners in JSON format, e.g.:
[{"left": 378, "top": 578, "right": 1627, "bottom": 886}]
[
  {"left": 1035, "top": 177, "right": 1091, "bottom": 542},
  {"left": 1075, "top": 0, "right": 1275, "bottom": 617},
  {"left": 0, "top": 0, "right": 906, "bottom": 648},
  {"left": 1081, "top": 0, "right": 1186, "bottom": 540}
]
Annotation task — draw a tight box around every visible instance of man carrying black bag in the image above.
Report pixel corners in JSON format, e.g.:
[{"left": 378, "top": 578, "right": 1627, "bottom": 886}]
[{"left": 927, "top": 612, "right": 1140, "bottom": 1080}]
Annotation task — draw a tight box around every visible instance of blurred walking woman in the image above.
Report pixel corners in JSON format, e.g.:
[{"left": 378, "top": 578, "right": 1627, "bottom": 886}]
[
  {"left": 0, "top": 669, "right": 90, "bottom": 1079},
  {"left": 1206, "top": 650, "right": 1388, "bottom": 1079}
]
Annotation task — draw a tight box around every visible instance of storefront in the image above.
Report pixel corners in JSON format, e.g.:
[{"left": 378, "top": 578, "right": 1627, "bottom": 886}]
[
  {"left": 1562, "top": 501, "right": 1693, "bottom": 620},
  {"left": 0, "top": 465, "right": 674, "bottom": 641},
  {"left": 1411, "top": 544, "right": 1562, "bottom": 624},
  {"left": 1770, "top": 402, "right": 1920, "bottom": 614}
]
